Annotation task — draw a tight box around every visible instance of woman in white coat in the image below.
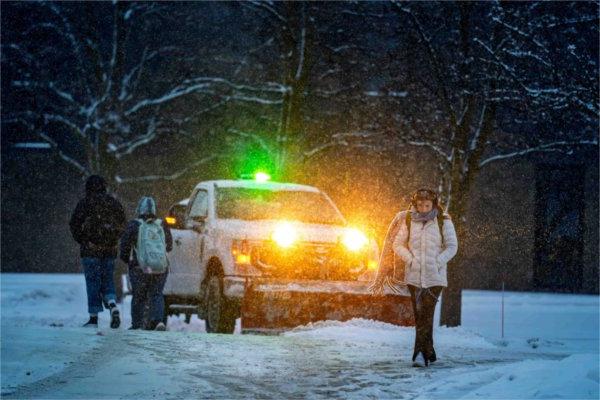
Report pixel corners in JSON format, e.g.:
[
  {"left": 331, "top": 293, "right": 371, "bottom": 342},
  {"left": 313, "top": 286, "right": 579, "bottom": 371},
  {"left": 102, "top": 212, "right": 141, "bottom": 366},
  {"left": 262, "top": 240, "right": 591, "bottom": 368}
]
[{"left": 393, "top": 188, "right": 458, "bottom": 366}]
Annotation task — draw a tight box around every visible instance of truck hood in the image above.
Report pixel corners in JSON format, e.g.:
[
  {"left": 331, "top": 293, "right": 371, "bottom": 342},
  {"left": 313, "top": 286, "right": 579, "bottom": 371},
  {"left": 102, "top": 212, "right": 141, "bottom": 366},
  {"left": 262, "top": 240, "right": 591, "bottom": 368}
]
[{"left": 214, "top": 219, "right": 352, "bottom": 244}]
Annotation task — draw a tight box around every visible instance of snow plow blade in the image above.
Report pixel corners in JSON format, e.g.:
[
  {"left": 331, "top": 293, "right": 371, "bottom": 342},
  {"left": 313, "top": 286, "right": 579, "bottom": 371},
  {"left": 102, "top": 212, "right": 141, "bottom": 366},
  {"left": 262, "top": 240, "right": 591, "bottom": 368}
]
[{"left": 241, "top": 279, "right": 414, "bottom": 334}]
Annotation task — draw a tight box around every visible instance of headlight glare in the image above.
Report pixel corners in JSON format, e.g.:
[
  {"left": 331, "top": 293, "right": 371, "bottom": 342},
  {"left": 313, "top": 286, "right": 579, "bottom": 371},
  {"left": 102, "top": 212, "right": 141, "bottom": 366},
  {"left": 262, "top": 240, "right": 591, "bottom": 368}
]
[
  {"left": 271, "top": 222, "right": 297, "bottom": 248},
  {"left": 342, "top": 228, "right": 368, "bottom": 252}
]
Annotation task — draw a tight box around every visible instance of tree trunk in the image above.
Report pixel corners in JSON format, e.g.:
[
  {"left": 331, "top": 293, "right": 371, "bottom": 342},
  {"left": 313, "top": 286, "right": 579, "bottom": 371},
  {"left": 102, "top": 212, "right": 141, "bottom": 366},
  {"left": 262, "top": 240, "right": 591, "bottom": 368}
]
[
  {"left": 440, "top": 96, "right": 496, "bottom": 326},
  {"left": 277, "top": 2, "right": 311, "bottom": 180},
  {"left": 440, "top": 195, "right": 466, "bottom": 327}
]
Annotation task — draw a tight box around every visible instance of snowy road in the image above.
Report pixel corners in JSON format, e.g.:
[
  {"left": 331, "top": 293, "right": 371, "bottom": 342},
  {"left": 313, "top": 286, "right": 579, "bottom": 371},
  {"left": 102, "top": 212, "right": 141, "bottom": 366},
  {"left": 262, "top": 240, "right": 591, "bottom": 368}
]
[{"left": 1, "top": 274, "right": 598, "bottom": 399}]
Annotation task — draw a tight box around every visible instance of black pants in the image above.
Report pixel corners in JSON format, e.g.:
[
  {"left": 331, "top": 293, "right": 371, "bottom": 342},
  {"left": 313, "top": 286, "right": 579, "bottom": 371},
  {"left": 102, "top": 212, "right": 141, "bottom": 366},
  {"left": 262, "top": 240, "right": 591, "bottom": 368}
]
[
  {"left": 408, "top": 285, "right": 443, "bottom": 360},
  {"left": 129, "top": 267, "right": 168, "bottom": 329}
]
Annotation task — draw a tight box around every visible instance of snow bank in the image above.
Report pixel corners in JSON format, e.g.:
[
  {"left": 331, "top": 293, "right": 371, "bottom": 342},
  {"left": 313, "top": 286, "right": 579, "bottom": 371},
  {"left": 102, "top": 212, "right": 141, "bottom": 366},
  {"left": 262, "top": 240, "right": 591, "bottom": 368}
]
[
  {"left": 415, "top": 353, "right": 599, "bottom": 399},
  {"left": 286, "top": 317, "right": 496, "bottom": 350},
  {"left": 459, "top": 290, "right": 599, "bottom": 354},
  {"left": 465, "top": 353, "right": 600, "bottom": 399}
]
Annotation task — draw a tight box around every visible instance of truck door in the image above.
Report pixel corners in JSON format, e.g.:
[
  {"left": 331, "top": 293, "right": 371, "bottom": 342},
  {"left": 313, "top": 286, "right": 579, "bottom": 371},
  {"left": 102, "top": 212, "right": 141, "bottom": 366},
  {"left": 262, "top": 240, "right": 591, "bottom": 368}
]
[
  {"left": 176, "top": 189, "right": 209, "bottom": 296},
  {"left": 163, "top": 203, "right": 189, "bottom": 295}
]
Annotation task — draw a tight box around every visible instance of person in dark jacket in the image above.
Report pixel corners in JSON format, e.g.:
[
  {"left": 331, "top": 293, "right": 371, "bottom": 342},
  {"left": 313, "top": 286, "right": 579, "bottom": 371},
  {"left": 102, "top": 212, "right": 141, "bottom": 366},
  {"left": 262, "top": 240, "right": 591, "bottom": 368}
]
[
  {"left": 120, "top": 196, "right": 173, "bottom": 331},
  {"left": 69, "top": 175, "right": 126, "bottom": 329}
]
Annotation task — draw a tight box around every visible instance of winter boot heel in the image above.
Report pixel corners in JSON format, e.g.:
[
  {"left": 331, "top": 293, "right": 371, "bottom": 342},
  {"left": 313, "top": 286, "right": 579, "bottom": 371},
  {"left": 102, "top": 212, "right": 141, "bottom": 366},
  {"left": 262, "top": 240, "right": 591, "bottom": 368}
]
[
  {"left": 412, "top": 352, "right": 429, "bottom": 368},
  {"left": 110, "top": 306, "right": 120, "bottom": 329}
]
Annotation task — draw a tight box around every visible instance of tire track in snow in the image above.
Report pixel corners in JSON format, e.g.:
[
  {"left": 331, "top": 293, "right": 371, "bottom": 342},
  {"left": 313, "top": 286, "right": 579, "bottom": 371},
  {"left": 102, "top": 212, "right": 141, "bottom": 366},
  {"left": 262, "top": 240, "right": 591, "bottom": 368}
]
[
  {"left": 3, "top": 328, "right": 567, "bottom": 399},
  {"left": 4, "top": 330, "right": 117, "bottom": 399}
]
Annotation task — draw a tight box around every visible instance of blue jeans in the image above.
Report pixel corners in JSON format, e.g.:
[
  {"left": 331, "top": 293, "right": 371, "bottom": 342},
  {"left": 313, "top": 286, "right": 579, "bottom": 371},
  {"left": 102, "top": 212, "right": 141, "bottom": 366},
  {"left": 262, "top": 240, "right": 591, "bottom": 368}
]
[
  {"left": 82, "top": 257, "right": 117, "bottom": 314},
  {"left": 129, "top": 266, "right": 168, "bottom": 329}
]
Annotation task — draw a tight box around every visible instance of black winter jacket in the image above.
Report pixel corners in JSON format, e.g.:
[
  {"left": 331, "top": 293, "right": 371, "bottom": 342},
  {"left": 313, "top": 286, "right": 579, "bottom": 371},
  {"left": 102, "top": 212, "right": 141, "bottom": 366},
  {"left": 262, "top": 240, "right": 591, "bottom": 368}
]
[
  {"left": 119, "top": 218, "right": 173, "bottom": 269},
  {"left": 69, "top": 193, "right": 126, "bottom": 258}
]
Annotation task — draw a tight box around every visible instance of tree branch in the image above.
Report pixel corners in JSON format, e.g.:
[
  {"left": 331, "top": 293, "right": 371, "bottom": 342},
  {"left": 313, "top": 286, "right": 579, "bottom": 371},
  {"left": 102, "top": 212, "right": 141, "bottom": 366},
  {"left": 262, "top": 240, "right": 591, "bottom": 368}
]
[
  {"left": 227, "top": 129, "right": 272, "bottom": 154},
  {"left": 115, "top": 155, "right": 219, "bottom": 183},
  {"left": 39, "top": 132, "right": 89, "bottom": 176},
  {"left": 479, "top": 140, "right": 599, "bottom": 167}
]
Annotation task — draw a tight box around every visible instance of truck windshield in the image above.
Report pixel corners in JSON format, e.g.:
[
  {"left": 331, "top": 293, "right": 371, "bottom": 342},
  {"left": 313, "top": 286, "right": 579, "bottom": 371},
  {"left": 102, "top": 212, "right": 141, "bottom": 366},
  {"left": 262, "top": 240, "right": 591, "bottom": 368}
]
[{"left": 216, "top": 188, "right": 345, "bottom": 225}]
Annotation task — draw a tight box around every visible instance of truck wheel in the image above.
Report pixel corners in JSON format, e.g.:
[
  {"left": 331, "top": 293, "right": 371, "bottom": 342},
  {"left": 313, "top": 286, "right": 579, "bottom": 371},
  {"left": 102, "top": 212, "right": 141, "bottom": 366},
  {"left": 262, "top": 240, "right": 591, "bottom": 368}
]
[{"left": 205, "top": 274, "right": 235, "bottom": 334}]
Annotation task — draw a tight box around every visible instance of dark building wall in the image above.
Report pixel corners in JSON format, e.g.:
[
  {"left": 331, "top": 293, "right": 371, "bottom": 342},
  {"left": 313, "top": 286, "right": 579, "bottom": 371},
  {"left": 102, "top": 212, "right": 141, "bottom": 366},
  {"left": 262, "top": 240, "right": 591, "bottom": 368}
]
[
  {"left": 461, "top": 158, "right": 537, "bottom": 291},
  {"left": 1, "top": 150, "right": 82, "bottom": 272},
  {"left": 583, "top": 155, "right": 600, "bottom": 293},
  {"left": 461, "top": 148, "right": 599, "bottom": 294}
]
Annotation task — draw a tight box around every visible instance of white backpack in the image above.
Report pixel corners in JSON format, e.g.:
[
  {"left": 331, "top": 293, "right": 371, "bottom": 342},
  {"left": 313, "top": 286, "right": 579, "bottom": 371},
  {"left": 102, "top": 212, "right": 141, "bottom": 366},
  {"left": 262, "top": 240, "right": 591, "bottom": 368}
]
[{"left": 135, "top": 219, "right": 168, "bottom": 274}]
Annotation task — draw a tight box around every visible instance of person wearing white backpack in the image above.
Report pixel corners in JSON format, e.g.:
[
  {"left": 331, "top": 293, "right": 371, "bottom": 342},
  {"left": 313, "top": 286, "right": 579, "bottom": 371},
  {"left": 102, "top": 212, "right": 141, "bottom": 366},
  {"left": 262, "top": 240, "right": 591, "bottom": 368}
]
[{"left": 120, "top": 196, "right": 173, "bottom": 331}]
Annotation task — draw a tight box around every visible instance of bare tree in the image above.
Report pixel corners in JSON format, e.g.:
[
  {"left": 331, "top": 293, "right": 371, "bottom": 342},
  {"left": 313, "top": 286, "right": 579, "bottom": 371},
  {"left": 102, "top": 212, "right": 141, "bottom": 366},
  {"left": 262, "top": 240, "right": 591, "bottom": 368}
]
[
  {"left": 302, "top": 1, "right": 598, "bottom": 325},
  {"left": 2, "top": 2, "right": 284, "bottom": 187},
  {"left": 236, "top": 1, "right": 390, "bottom": 177},
  {"left": 282, "top": 1, "right": 598, "bottom": 325}
]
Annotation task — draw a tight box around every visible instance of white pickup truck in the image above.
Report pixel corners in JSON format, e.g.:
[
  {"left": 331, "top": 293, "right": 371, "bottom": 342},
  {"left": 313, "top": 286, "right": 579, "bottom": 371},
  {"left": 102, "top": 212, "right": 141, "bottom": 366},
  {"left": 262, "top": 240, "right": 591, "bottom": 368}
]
[{"left": 162, "top": 177, "right": 388, "bottom": 333}]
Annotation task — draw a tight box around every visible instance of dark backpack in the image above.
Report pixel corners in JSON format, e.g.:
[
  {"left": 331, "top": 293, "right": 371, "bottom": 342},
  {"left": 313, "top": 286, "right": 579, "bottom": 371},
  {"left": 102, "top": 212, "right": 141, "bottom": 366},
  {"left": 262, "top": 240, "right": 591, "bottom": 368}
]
[{"left": 82, "top": 197, "right": 123, "bottom": 247}]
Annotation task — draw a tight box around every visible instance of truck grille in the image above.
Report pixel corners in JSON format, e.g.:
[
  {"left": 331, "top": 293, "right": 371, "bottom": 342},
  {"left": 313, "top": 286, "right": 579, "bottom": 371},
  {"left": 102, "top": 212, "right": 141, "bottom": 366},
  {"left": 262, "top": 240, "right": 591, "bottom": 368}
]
[{"left": 252, "top": 242, "right": 366, "bottom": 280}]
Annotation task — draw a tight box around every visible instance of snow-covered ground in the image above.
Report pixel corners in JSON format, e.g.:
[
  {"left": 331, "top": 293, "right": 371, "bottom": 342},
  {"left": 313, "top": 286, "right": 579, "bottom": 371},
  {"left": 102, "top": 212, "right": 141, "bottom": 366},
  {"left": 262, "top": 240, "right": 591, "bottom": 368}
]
[{"left": 1, "top": 273, "right": 598, "bottom": 399}]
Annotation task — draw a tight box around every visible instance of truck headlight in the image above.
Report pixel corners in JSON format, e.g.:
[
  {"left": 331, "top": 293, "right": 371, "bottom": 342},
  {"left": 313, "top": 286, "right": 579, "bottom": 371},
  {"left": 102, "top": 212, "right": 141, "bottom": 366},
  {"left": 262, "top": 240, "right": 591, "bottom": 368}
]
[
  {"left": 342, "top": 228, "right": 368, "bottom": 252},
  {"left": 271, "top": 222, "right": 297, "bottom": 248}
]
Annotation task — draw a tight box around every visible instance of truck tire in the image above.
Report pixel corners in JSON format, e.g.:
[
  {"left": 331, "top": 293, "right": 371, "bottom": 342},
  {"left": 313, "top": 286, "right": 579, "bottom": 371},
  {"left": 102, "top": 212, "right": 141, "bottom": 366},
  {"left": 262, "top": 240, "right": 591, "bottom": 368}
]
[{"left": 204, "top": 274, "right": 235, "bottom": 334}]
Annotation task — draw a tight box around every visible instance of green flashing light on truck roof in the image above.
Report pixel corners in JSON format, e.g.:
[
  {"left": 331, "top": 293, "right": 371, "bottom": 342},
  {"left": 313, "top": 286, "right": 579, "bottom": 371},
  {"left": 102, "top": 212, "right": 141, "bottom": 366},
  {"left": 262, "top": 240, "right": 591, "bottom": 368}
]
[
  {"left": 255, "top": 172, "right": 271, "bottom": 182},
  {"left": 240, "top": 172, "right": 271, "bottom": 182}
]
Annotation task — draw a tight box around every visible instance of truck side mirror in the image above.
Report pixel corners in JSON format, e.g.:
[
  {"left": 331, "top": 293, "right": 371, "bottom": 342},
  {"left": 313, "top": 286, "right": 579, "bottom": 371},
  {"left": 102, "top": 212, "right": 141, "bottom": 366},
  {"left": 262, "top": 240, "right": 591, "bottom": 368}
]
[{"left": 165, "top": 205, "right": 186, "bottom": 229}]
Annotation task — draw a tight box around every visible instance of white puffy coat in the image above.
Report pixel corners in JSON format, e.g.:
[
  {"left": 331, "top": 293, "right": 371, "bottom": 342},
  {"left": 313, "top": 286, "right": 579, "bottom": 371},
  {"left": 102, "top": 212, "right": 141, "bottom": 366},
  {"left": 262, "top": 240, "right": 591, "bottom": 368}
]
[{"left": 392, "top": 209, "right": 458, "bottom": 288}]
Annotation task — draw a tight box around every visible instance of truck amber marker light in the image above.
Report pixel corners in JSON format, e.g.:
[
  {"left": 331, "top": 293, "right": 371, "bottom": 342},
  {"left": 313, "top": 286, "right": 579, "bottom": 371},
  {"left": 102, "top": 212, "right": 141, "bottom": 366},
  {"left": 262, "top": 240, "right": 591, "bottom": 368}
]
[
  {"left": 235, "top": 254, "right": 251, "bottom": 264},
  {"left": 231, "top": 240, "right": 251, "bottom": 265},
  {"left": 165, "top": 216, "right": 177, "bottom": 225}
]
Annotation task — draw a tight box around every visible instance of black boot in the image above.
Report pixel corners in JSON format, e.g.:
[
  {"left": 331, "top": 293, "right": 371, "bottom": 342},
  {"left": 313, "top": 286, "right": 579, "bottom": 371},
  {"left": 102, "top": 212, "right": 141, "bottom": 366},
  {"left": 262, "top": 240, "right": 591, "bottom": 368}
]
[
  {"left": 83, "top": 316, "right": 98, "bottom": 328},
  {"left": 412, "top": 351, "right": 429, "bottom": 367},
  {"left": 429, "top": 348, "right": 437, "bottom": 363},
  {"left": 145, "top": 320, "right": 157, "bottom": 331},
  {"left": 109, "top": 303, "right": 120, "bottom": 329},
  {"left": 412, "top": 349, "right": 419, "bottom": 362}
]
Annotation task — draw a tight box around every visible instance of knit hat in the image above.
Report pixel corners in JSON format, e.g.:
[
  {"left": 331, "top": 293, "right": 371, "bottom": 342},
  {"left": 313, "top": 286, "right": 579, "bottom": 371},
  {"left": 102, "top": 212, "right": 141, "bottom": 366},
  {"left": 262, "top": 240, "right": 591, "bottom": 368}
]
[
  {"left": 136, "top": 196, "right": 157, "bottom": 217},
  {"left": 411, "top": 188, "right": 439, "bottom": 208}
]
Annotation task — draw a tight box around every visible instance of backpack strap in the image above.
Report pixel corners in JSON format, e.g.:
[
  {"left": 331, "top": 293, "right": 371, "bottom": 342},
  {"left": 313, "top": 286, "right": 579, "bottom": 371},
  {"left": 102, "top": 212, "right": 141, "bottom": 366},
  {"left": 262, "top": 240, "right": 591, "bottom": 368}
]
[
  {"left": 132, "top": 218, "right": 145, "bottom": 253},
  {"left": 405, "top": 210, "right": 412, "bottom": 245},
  {"left": 438, "top": 215, "right": 445, "bottom": 247}
]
